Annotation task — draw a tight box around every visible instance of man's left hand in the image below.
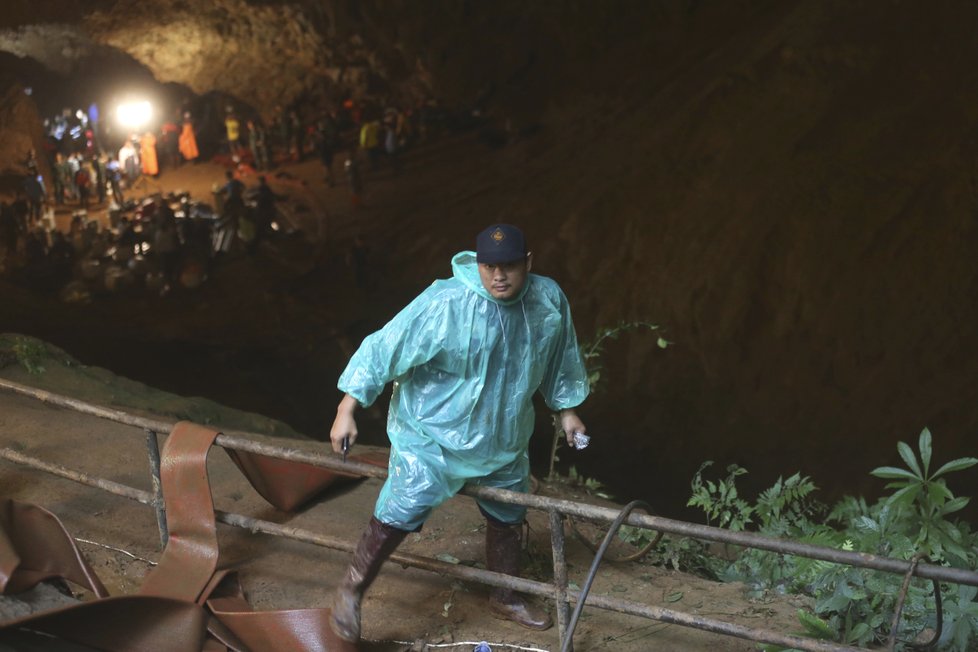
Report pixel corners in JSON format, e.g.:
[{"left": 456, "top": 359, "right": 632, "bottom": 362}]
[{"left": 560, "top": 409, "right": 587, "bottom": 447}]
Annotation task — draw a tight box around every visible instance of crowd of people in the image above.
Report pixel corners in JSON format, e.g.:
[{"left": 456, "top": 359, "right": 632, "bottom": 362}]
[
  {"left": 0, "top": 177, "right": 290, "bottom": 300},
  {"left": 22, "top": 92, "right": 447, "bottom": 222},
  {"left": 0, "top": 101, "right": 201, "bottom": 295},
  {"left": 220, "top": 99, "right": 429, "bottom": 196},
  {"left": 1, "top": 91, "right": 475, "bottom": 301}
]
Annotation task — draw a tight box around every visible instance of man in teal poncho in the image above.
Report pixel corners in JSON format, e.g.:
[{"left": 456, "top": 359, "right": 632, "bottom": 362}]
[{"left": 328, "top": 224, "right": 590, "bottom": 642}]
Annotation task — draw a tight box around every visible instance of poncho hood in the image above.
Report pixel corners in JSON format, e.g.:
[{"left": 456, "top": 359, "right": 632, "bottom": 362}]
[{"left": 451, "top": 251, "right": 531, "bottom": 305}]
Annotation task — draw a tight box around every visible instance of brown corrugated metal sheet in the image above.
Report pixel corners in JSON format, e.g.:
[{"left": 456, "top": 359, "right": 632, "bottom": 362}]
[{"left": 0, "top": 421, "right": 380, "bottom": 651}]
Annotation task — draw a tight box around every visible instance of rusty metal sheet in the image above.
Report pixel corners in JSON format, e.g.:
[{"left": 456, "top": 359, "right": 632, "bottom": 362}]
[
  {"left": 1, "top": 420, "right": 379, "bottom": 651},
  {"left": 139, "top": 421, "right": 221, "bottom": 602},
  {"left": 225, "top": 448, "right": 388, "bottom": 512},
  {"left": 0, "top": 499, "right": 107, "bottom": 598},
  {"left": 208, "top": 595, "right": 357, "bottom": 652},
  {"left": 0, "top": 594, "right": 210, "bottom": 652}
]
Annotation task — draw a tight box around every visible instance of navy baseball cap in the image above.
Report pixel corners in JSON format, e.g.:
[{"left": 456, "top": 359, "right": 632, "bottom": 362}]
[{"left": 476, "top": 224, "right": 527, "bottom": 264}]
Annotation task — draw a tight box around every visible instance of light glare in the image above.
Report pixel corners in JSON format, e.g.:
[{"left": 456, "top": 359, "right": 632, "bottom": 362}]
[{"left": 116, "top": 100, "right": 153, "bottom": 129}]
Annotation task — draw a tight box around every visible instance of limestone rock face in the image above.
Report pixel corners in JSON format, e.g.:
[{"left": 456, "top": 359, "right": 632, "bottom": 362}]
[
  {"left": 0, "top": 0, "right": 427, "bottom": 119},
  {"left": 0, "top": 24, "right": 100, "bottom": 76},
  {"left": 0, "top": 0, "right": 663, "bottom": 121},
  {"left": 83, "top": 1, "right": 335, "bottom": 117}
]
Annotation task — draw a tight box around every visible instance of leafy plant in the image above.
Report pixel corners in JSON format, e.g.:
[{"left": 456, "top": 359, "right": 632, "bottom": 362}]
[
  {"left": 707, "top": 467, "right": 830, "bottom": 598},
  {"left": 870, "top": 428, "right": 978, "bottom": 563},
  {"left": 547, "top": 320, "right": 667, "bottom": 480},
  {"left": 687, "top": 461, "right": 754, "bottom": 531},
  {"left": 681, "top": 429, "right": 978, "bottom": 651},
  {"left": 940, "top": 584, "right": 978, "bottom": 650},
  {"left": 755, "top": 472, "right": 821, "bottom": 535},
  {"left": 625, "top": 532, "right": 717, "bottom": 577},
  {"left": 561, "top": 465, "right": 613, "bottom": 499},
  {"left": 760, "top": 609, "right": 840, "bottom": 652},
  {"left": 11, "top": 337, "right": 47, "bottom": 374},
  {"left": 578, "top": 320, "right": 668, "bottom": 393}
]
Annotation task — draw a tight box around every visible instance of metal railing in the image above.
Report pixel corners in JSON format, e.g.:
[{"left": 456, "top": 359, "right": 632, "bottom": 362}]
[{"left": 1, "top": 377, "right": 975, "bottom": 652}]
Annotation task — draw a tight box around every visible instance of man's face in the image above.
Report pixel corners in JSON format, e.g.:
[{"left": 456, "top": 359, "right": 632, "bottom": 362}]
[{"left": 478, "top": 253, "right": 532, "bottom": 300}]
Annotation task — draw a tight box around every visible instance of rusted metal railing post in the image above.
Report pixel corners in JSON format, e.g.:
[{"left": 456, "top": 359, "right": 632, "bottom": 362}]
[
  {"left": 144, "top": 429, "right": 168, "bottom": 548},
  {"left": 549, "top": 508, "right": 572, "bottom": 651}
]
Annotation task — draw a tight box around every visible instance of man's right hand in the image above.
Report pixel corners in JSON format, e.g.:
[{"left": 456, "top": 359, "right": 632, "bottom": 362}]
[{"left": 330, "top": 394, "right": 359, "bottom": 454}]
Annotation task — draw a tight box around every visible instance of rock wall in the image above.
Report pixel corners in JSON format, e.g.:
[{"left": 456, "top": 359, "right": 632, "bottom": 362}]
[
  {"left": 84, "top": 0, "right": 334, "bottom": 119},
  {"left": 0, "top": 1, "right": 713, "bottom": 121},
  {"left": 525, "top": 0, "right": 978, "bottom": 506}
]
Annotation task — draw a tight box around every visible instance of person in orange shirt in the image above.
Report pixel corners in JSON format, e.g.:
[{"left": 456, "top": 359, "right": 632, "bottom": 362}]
[
  {"left": 140, "top": 131, "right": 159, "bottom": 177},
  {"left": 179, "top": 113, "right": 199, "bottom": 163}
]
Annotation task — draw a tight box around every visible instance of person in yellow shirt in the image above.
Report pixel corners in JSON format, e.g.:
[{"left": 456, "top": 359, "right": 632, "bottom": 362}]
[
  {"left": 225, "top": 110, "right": 242, "bottom": 160},
  {"left": 359, "top": 118, "right": 381, "bottom": 170}
]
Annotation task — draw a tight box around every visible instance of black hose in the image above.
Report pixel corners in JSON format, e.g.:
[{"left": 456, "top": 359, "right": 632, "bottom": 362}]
[
  {"left": 908, "top": 578, "right": 943, "bottom": 650},
  {"left": 559, "top": 499, "right": 653, "bottom": 652},
  {"left": 568, "top": 514, "right": 662, "bottom": 562}
]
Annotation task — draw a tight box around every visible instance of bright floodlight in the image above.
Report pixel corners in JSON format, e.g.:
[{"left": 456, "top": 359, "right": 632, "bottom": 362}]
[{"left": 116, "top": 100, "right": 153, "bottom": 129}]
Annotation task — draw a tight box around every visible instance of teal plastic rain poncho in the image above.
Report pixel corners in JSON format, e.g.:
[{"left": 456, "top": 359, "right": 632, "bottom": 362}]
[{"left": 338, "top": 251, "right": 589, "bottom": 530}]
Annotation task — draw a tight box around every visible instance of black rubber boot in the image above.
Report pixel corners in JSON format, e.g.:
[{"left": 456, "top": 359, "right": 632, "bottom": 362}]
[
  {"left": 485, "top": 518, "right": 553, "bottom": 631},
  {"left": 329, "top": 516, "right": 409, "bottom": 642}
]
